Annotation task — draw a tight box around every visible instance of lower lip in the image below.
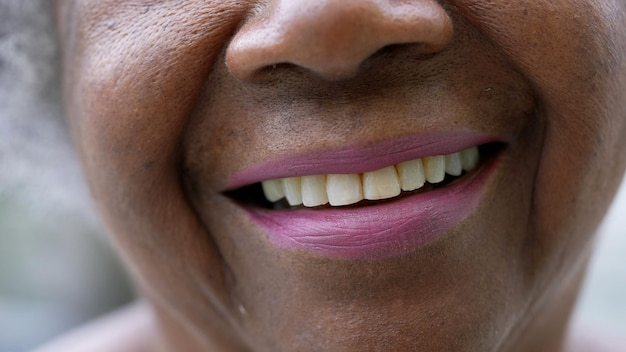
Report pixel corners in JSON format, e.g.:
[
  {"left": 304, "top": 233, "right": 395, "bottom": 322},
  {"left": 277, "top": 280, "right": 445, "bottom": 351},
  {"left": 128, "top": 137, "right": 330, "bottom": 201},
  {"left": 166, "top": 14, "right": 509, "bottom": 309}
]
[{"left": 240, "top": 156, "right": 500, "bottom": 260}]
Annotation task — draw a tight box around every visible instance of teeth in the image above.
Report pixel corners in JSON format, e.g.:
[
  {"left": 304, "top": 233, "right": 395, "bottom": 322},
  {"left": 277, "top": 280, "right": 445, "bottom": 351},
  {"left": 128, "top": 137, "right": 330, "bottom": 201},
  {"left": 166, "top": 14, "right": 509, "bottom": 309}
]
[
  {"left": 327, "top": 174, "right": 363, "bottom": 206},
  {"left": 363, "top": 166, "right": 401, "bottom": 200},
  {"left": 396, "top": 159, "right": 426, "bottom": 192},
  {"left": 261, "top": 179, "right": 285, "bottom": 202},
  {"left": 461, "top": 146, "right": 479, "bottom": 171},
  {"left": 260, "top": 146, "right": 481, "bottom": 208},
  {"left": 423, "top": 155, "right": 446, "bottom": 183},
  {"left": 283, "top": 177, "right": 303, "bottom": 206},
  {"left": 445, "top": 152, "right": 463, "bottom": 177},
  {"left": 301, "top": 175, "right": 328, "bottom": 207}
]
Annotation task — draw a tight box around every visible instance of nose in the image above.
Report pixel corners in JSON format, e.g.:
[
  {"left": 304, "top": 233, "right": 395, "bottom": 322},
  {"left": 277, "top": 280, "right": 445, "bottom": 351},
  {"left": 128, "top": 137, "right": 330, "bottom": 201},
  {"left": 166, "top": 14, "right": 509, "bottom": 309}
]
[{"left": 226, "top": 0, "right": 454, "bottom": 81}]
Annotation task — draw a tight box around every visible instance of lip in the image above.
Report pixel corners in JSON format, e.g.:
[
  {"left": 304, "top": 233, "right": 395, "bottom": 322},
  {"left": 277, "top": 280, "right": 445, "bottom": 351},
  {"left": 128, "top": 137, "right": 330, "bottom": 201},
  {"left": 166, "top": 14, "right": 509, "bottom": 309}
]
[
  {"left": 227, "top": 131, "right": 502, "bottom": 189},
  {"left": 240, "top": 154, "right": 498, "bottom": 260},
  {"left": 227, "top": 132, "right": 503, "bottom": 260}
]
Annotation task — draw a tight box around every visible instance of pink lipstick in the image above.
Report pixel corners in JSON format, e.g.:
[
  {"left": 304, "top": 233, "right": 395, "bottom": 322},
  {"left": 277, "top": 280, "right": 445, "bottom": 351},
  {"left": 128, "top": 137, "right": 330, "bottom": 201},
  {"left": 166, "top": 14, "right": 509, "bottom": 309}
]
[
  {"left": 228, "top": 132, "right": 498, "bottom": 189},
  {"left": 229, "top": 132, "right": 503, "bottom": 260}
]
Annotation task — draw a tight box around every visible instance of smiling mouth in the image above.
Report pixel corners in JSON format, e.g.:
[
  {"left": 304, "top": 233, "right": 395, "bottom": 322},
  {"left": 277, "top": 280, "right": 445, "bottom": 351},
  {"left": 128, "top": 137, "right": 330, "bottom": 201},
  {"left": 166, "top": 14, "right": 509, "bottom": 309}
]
[
  {"left": 228, "top": 143, "right": 502, "bottom": 210},
  {"left": 223, "top": 133, "right": 505, "bottom": 259}
]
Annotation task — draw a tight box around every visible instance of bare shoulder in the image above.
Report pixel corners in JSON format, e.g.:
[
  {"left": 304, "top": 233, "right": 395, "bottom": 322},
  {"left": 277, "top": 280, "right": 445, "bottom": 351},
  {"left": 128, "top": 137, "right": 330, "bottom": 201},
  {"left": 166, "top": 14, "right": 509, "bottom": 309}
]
[
  {"left": 566, "top": 322, "right": 626, "bottom": 352},
  {"left": 32, "top": 301, "right": 157, "bottom": 352}
]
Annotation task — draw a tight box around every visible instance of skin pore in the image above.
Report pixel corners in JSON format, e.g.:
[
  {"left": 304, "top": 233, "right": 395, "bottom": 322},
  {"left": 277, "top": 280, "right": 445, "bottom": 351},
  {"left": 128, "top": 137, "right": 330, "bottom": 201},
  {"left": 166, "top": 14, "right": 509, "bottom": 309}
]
[{"left": 51, "top": 0, "right": 626, "bottom": 351}]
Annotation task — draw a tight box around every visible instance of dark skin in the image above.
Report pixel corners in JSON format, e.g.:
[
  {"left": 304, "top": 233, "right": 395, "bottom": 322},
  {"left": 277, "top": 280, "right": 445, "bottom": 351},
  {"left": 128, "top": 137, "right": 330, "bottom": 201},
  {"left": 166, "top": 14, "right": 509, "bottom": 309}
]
[{"left": 50, "top": 0, "right": 626, "bottom": 351}]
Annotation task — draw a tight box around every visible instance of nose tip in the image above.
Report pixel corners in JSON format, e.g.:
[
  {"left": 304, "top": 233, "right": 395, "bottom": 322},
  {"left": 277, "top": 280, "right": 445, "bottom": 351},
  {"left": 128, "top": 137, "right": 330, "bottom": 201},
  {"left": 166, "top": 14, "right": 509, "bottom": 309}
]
[{"left": 226, "top": 0, "right": 454, "bottom": 81}]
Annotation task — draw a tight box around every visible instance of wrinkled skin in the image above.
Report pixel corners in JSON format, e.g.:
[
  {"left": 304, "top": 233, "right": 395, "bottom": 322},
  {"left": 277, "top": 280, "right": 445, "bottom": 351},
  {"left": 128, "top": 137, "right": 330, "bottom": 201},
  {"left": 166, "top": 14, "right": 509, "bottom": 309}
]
[{"left": 54, "top": 0, "right": 626, "bottom": 351}]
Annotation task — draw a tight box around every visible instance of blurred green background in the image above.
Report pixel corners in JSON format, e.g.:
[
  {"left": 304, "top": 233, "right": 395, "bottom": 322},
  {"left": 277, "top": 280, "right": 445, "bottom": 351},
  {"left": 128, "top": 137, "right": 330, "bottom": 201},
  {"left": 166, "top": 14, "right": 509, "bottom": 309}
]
[{"left": 0, "top": 0, "right": 624, "bottom": 351}]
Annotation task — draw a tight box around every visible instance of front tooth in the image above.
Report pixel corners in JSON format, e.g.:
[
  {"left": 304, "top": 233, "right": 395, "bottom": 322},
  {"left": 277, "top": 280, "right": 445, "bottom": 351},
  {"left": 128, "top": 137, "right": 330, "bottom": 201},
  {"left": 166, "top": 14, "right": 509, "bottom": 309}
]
[
  {"left": 261, "top": 179, "right": 285, "bottom": 202},
  {"left": 395, "top": 159, "right": 426, "bottom": 192},
  {"left": 363, "top": 166, "right": 401, "bottom": 200},
  {"left": 327, "top": 174, "right": 363, "bottom": 206},
  {"left": 423, "top": 155, "right": 446, "bottom": 183},
  {"left": 283, "top": 177, "right": 303, "bottom": 206},
  {"left": 461, "top": 146, "right": 479, "bottom": 171},
  {"left": 301, "top": 175, "right": 329, "bottom": 207},
  {"left": 445, "top": 152, "right": 463, "bottom": 176}
]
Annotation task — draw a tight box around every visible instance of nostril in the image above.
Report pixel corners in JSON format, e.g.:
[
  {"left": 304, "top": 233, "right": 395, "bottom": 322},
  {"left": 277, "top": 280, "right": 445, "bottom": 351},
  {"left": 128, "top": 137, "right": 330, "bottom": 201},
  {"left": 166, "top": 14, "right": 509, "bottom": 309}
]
[
  {"left": 225, "top": 0, "right": 454, "bottom": 82},
  {"left": 255, "top": 62, "right": 299, "bottom": 80}
]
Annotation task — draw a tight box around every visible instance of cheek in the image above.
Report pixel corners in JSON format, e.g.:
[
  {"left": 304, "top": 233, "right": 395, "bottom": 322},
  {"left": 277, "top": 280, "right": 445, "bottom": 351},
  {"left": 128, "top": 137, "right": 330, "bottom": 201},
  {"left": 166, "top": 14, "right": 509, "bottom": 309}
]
[
  {"left": 460, "top": 0, "right": 626, "bottom": 269},
  {"left": 60, "top": 2, "right": 251, "bottom": 307},
  {"left": 65, "top": 2, "right": 244, "bottom": 213}
]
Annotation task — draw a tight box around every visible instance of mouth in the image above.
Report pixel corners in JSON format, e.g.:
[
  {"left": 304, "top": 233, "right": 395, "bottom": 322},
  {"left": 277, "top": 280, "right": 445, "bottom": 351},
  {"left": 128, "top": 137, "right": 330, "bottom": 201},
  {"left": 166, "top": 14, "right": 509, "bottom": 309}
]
[
  {"left": 245, "top": 145, "right": 484, "bottom": 209},
  {"left": 226, "top": 133, "right": 505, "bottom": 260}
]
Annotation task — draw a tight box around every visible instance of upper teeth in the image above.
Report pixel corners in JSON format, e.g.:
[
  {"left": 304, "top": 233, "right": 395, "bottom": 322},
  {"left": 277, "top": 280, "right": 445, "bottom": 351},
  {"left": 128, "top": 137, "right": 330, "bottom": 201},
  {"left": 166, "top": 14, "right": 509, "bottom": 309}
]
[{"left": 261, "top": 146, "right": 479, "bottom": 208}]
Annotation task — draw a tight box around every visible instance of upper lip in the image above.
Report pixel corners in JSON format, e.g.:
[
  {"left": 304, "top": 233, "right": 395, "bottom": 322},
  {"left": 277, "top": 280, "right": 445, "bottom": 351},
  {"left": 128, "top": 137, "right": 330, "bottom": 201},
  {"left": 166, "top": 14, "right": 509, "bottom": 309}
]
[{"left": 226, "top": 130, "right": 504, "bottom": 190}]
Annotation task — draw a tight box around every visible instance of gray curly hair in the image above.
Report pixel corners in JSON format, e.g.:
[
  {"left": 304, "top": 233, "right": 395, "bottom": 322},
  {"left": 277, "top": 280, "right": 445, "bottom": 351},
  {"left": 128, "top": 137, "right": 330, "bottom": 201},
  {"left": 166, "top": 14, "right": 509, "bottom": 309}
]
[
  {"left": 0, "top": 0, "right": 93, "bottom": 215},
  {"left": 0, "top": 4, "right": 135, "bottom": 351}
]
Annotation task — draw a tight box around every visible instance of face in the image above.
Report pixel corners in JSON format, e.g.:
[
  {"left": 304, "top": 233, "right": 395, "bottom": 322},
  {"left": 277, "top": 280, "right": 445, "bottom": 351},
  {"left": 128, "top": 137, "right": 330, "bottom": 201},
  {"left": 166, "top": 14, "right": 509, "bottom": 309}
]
[{"left": 55, "top": 1, "right": 626, "bottom": 351}]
